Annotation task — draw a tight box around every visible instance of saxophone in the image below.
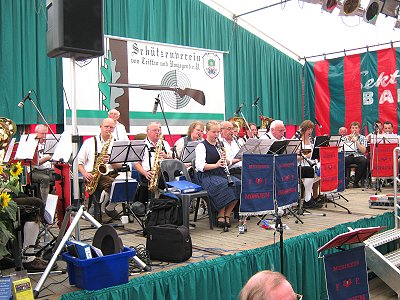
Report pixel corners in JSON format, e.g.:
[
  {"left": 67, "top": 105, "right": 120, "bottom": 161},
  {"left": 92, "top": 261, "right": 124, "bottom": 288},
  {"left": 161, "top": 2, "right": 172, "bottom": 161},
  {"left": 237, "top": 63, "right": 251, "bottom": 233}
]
[
  {"left": 148, "top": 134, "right": 164, "bottom": 192},
  {"left": 85, "top": 134, "right": 113, "bottom": 195}
]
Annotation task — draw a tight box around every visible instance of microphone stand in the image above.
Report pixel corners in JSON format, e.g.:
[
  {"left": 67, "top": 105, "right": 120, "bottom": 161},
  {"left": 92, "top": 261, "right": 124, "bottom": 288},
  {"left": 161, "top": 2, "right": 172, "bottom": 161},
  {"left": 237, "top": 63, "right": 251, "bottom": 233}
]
[
  {"left": 373, "top": 127, "right": 381, "bottom": 194},
  {"left": 157, "top": 98, "right": 177, "bottom": 159},
  {"left": 26, "top": 97, "right": 59, "bottom": 142},
  {"left": 237, "top": 110, "right": 253, "bottom": 138},
  {"left": 253, "top": 99, "right": 263, "bottom": 116}
]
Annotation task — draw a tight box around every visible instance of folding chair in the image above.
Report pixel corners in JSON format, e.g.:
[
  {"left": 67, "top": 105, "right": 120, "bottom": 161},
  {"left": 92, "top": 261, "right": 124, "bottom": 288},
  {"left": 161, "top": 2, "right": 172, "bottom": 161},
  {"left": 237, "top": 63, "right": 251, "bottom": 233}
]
[{"left": 159, "top": 159, "right": 214, "bottom": 229}]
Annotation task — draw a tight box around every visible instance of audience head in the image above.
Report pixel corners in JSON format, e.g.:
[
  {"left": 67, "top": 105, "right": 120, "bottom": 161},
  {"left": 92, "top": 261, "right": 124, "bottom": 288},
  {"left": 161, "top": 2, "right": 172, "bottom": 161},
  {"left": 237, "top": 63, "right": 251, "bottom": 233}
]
[
  {"left": 383, "top": 121, "right": 393, "bottom": 134},
  {"left": 35, "top": 124, "right": 48, "bottom": 143},
  {"left": 269, "top": 120, "right": 285, "bottom": 140},
  {"left": 100, "top": 118, "right": 116, "bottom": 139},
  {"left": 108, "top": 109, "right": 120, "bottom": 122},
  {"left": 187, "top": 121, "right": 204, "bottom": 140},
  {"left": 246, "top": 123, "right": 258, "bottom": 138},
  {"left": 220, "top": 121, "right": 234, "bottom": 140},
  {"left": 147, "top": 122, "right": 162, "bottom": 143},
  {"left": 338, "top": 127, "right": 347, "bottom": 136},
  {"left": 239, "top": 270, "right": 296, "bottom": 300}
]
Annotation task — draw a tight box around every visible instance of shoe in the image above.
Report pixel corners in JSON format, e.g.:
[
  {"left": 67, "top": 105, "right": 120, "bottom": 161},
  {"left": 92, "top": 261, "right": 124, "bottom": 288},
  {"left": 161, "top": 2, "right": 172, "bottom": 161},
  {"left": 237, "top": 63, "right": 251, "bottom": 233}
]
[
  {"left": 23, "top": 257, "right": 57, "bottom": 272},
  {"left": 303, "top": 199, "right": 323, "bottom": 209},
  {"left": 105, "top": 209, "right": 119, "bottom": 219},
  {"left": 217, "top": 216, "right": 225, "bottom": 228}
]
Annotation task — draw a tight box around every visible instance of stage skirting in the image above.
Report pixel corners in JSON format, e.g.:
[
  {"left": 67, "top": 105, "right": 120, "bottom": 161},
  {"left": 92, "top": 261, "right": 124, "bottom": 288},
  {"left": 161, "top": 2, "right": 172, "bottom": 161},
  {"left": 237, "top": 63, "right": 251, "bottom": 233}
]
[{"left": 60, "top": 212, "right": 394, "bottom": 300}]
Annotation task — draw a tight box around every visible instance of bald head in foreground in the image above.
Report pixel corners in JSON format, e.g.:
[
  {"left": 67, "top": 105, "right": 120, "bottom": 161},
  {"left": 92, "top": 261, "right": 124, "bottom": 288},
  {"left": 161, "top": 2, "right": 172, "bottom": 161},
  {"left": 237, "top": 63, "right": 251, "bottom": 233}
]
[{"left": 239, "top": 270, "right": 296, "bottom": 300}]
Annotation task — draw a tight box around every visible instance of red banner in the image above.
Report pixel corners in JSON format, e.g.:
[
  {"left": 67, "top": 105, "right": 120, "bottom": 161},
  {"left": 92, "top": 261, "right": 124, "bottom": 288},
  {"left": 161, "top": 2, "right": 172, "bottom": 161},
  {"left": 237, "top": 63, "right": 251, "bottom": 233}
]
[
  {"left": 320, "top": 146, "right": 339, "bottom": 193},
  {"left": 370, "top": 143, "right": 397, "bottom": 178}
]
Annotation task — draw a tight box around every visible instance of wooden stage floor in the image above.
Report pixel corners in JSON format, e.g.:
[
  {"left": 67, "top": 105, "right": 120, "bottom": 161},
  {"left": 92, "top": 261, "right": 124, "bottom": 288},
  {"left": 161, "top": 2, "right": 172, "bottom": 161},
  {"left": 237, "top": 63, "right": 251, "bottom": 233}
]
[{"left": 3, "top": 185, "right": 399, "bottom": 299}]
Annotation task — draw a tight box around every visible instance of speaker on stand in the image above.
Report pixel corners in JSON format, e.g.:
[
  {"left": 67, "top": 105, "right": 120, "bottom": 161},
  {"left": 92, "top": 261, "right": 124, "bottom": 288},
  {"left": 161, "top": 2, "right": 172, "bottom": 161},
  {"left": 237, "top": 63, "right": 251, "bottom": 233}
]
[{"left": 46, "top": 0, "right": 104, "bottom": 60}]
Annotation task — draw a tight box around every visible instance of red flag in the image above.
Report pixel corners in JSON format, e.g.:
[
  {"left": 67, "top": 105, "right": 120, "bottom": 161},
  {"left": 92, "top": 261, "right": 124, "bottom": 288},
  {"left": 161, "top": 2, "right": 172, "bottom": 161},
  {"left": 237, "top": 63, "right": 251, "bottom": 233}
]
[{"left": 320, "top": 146, "right": 339, "bottom": 193}]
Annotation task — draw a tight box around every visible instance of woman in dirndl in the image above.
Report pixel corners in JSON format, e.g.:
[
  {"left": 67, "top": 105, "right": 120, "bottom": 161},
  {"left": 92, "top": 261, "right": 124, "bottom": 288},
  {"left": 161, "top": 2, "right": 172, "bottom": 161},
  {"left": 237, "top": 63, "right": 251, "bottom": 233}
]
[{"left": 195, "top": 121, "right": 241, "bottom": 228}]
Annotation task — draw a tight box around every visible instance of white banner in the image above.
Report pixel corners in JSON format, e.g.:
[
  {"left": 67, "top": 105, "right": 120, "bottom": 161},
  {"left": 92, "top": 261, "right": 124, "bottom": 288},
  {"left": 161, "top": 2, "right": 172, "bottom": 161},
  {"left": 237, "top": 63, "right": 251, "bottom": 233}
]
[{"left": 63, "top": 36, "right": 225, "bottom": 135}]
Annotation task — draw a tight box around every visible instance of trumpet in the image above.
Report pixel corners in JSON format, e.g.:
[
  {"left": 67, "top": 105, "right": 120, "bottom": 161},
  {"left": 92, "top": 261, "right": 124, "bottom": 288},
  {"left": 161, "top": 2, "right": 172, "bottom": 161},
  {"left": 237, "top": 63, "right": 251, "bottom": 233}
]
[{"left": 347, "top": 130, "right": 357, "bottom": 142}]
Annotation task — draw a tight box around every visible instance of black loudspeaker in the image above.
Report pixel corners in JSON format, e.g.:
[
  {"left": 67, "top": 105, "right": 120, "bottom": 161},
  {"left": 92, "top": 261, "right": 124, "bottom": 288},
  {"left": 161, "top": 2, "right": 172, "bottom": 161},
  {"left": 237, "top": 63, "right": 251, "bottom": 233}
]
[{"left": 47, "top": 0, "right": 104, "bottom": 60}]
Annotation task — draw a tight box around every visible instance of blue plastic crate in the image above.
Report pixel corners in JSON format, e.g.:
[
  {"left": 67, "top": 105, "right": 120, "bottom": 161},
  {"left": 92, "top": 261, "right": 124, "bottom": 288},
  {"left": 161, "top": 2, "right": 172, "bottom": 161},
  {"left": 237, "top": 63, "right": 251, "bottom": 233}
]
[{"left": 62, "top": 246, "right": 135, "bottom": 290}]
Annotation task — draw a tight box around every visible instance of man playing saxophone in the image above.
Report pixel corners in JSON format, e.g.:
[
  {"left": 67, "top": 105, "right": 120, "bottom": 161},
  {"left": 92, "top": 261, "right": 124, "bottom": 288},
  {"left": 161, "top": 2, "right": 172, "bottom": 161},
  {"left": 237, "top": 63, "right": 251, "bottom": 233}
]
[
  {"left": 78, "top": 118, "right": 122, "bottom": 219},
  {"left": 134, "top": 122, "right": 173, "bottom": 198}
]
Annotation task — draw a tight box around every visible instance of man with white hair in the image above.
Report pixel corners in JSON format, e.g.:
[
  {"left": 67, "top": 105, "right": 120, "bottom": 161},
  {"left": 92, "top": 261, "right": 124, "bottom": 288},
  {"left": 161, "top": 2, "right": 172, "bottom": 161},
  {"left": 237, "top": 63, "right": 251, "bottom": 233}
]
[
  {"left": 108, "top": 109, "right": 129, "bottom": 141},
  {"left": 260, "top": 120, "right": 286, "bottom": 140}
]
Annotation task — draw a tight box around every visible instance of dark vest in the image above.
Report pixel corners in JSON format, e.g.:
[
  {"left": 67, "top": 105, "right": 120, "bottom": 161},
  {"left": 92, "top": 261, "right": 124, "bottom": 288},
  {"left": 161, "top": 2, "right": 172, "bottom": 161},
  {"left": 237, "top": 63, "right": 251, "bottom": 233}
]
[{"left": 202, "top": 140, "right": 220, "bottom": 164}]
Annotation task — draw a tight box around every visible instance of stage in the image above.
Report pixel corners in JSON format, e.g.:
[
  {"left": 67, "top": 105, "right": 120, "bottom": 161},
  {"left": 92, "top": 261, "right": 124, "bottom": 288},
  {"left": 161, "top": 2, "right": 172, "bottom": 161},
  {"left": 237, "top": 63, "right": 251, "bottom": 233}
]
[{"left": 9, "top": 185, "right": 399, "bottom": 299}]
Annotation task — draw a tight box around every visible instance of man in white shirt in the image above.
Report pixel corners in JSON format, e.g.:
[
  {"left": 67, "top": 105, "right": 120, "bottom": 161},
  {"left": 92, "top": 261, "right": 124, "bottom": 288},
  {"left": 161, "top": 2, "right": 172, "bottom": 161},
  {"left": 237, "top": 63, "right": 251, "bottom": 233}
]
[
  {"left": 78, "top": 118, "right": 122, "bottom": 218},
  {"left": 31, "top": 124, "right": 55, "bottom": 204},
  {"left": 260, "top": 120, "right": 286, "bottom": 140},
  {"left": 108, "top": 109, "right": 129, "bottom": 141}
]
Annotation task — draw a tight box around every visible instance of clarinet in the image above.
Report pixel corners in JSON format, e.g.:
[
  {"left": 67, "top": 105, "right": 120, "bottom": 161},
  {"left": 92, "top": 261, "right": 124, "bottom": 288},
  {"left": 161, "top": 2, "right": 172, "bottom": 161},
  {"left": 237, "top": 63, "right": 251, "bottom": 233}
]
[{"left": 215, "top": 138, "right": 234, "bottom": 186}]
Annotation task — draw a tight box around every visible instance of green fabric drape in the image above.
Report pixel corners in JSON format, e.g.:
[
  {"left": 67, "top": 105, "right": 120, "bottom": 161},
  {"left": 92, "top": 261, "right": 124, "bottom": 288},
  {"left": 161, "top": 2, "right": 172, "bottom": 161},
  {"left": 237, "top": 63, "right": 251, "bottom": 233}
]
[
  {"left": 1, "top": 0, "right": 302, "bottom": 126},
  {"left": 60, "top": 212, "right": 394, "bottom": 300},
  {"left": 0, "top": 0, "right": 62, "bottom": 125}
]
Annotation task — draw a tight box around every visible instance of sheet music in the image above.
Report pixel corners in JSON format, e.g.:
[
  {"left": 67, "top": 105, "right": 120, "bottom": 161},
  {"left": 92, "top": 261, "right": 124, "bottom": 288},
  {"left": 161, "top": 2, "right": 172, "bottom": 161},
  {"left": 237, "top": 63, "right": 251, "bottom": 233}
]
[
  {"left": 285, "top": 139, "right": 301, "bottom": 154},
  {"left": 44, "top": 194, "right": 58, "bottom": 224},
  {"left": 109, "top": 140, "right": 146, "bottom": 163},
  {"left": 44, "top": 134, "right": 61, "bottom": 155},
  {"left": 2, "top": 138, "right": 16, "bottom": 164},
  {"left": 14, "top": 134, "right": 39, "bottom": 160},
  {"left": 180, "top": 140, "right": 200, "bottom": 163},
  {"left": 52, "top": 132, "right": 73, "bottom": 162},
  {"left": 234, "top": 138, "right": 262, "bottom": 159},
  {"left": 370, "top": 133, "right": 399, "bottom": 144},
  {"left": 255, "top": 139, "right": 275, "bottom": 154},
  {"left": 329, "top": 135, "right": 342, "bottom": 147},
  {"left": 343, "top": 140, "right": 356, "bottom": 152}
]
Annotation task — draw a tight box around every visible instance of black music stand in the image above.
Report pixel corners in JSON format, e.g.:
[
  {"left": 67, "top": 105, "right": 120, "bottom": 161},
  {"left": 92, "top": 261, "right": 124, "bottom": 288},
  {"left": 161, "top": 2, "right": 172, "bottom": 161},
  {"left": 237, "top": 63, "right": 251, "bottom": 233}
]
[
  {"left": 180, "top": 140, "right": 200, "bottom": 163},
  {"left": 311, "top": 135, "right": 330, "bottom": 161},
  {"left": 267, "top": 140, "right": 289, "bottom": 155},
  {"left": 108, "top": 140, "right": 146, "bottom": 229}
]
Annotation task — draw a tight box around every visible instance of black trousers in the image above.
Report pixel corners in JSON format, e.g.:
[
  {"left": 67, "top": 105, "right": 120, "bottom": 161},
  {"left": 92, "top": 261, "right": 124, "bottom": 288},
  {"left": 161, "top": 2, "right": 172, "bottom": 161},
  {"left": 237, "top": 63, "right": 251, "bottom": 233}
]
[{"left": 345, "top": 154, "right": 367, "bottom": 184}]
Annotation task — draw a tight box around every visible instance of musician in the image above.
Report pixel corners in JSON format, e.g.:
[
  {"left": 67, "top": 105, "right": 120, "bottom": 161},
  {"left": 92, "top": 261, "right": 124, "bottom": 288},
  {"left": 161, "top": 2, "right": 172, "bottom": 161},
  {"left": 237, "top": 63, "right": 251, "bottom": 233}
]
[
  {"left": 295, "top": 120, "right": 322, "bottom": 209},
  {"left": 383, "top": 121, "right": 394, "bottom": 134},
  {"left": 344, "top": 121, "right": 367, "bottom": 188},
  {"left": 174, "top": 121, "right": 204, "bottom": 159},
  {"left": 108, "top": 109, "right": 129, "bottom": 141},
  {"left": 338, "top": 127, "right": 347, "bottom": 137},
  {"left": 220, "top": 121, "right": 242, "bottom": 179},
  {"left": 232, "top": 122, "right": 245, "bottom": 147},
  {"left": 367, "top": 120, "right": 383, "bottom": 143},
  {"left": 260, "top": 120, "right": 286, "bottom": 140},
  {"left": 243, "top": 122, "right": 258, "bottom": 141},
  {"left": 78, "top": 118, "right": 122, "bottom": 218},
  {"left": 195, "top": 121, "right": 241, "bottom": 228},
  {"left": 133, "top": 122, "right": 172, "bottom": 192},
  {"left": 31, "top": 124, "right": 56, "bottom": 204}
]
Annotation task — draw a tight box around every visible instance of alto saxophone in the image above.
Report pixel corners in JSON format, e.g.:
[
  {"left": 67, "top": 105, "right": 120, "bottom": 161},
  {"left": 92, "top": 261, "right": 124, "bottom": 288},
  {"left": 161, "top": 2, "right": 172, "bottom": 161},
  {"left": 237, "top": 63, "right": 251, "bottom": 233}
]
[
  {"left": 85, "top": 134, "right": 113, "bottom": 195},
  {"left": 148, "top": 134, "right": 164, "bottom": 192}
]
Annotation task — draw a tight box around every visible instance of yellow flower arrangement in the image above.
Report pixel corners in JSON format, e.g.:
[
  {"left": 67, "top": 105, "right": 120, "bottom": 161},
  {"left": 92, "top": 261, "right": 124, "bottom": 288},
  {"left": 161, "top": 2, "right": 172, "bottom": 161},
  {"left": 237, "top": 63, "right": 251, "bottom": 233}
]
[{"left": 0, "top": 162, "right": 21, "bottom": 257}]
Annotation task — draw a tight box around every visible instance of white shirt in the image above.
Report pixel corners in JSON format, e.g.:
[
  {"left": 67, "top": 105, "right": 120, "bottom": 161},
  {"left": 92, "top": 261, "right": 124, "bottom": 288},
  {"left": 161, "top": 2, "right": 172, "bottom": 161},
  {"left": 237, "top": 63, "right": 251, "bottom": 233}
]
[
  {"left": 78, "top": 135, "right": 114, "bottom": 173},
  {"left": 113, "top": 122, "right": 129, "bottom": 141},
  {"left": 139, "top": 138, "right": 172, "bottom": 171},
  {"left": 222, "top": 138, "right": 242, "bottom": 169},
  {"left": 35, "top": 143, "right": 52, "bottom": 170}
]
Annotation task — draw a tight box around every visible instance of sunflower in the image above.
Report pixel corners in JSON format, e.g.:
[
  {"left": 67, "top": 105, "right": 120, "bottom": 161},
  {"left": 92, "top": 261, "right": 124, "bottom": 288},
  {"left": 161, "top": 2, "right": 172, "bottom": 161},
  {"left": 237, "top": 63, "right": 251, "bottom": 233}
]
[
  {"left": 9, "top": 161, "right": 22, "bottom": 177},
  {"left": 0, "top": 191, "right": 11, "bottom": 210}
]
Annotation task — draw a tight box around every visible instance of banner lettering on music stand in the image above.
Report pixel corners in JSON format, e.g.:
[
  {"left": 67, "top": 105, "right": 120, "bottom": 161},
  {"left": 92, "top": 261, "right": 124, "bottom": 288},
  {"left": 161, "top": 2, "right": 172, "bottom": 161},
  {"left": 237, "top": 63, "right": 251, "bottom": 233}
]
[
  {"left": 275, "top": 154, "right": 298, "bottom": 208},
  {"left": 240, "top": 154, "right": 274, "bottom": 215},
  {"left": 338, "top": 152, "right": 345, "bottom": 192},
  {"left": 320, "top": 146, "right": 339, "bottom": 193},
  {"left": 324, "top": 246, "right": 370, "bottom": 300},
  {"left": 370, "top": 143, "right": 397, "bottom": 178}
]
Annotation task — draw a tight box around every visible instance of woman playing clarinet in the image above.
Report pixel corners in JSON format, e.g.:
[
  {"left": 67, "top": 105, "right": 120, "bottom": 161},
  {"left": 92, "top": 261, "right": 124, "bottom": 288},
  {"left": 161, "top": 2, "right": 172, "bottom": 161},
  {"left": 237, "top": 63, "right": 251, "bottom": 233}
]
[{"left": 195, "top": 121, "right": 241, "bottom": 229}]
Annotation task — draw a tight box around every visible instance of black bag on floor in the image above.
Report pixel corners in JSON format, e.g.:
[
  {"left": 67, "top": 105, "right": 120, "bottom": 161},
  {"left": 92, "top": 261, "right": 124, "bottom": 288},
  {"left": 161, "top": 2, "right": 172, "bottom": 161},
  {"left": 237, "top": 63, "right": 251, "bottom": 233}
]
[
  {"left": 146, "top": 224, "right": 192, "bottom": 263},
  {"left": 143, "top": 193, "right": 182, "bottom": 236}
]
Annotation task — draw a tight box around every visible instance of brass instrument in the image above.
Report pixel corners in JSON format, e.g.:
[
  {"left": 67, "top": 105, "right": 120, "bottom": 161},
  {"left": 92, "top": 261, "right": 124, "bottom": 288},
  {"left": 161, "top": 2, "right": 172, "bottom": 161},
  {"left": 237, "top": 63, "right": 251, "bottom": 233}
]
[
  {"left": 302, "top": 149, "right": 312, "bottom": 155},
  {"left": 148, "top": 134, "right": 164, "bottom": 192},
  {"left": 0, "top": 117, "right": 17, "bottom": 150},
  {"left": 229, "top": 117, "right": 246, "bottom": 131},
  {"left": 259, "top": 116, "right": 274, "bottom": 131},
  {"left": 85, "top": 134, "right": 113, "bottom": 195},
  {"left": 215, "top": 138, "right": 234, "bottom": 186}
]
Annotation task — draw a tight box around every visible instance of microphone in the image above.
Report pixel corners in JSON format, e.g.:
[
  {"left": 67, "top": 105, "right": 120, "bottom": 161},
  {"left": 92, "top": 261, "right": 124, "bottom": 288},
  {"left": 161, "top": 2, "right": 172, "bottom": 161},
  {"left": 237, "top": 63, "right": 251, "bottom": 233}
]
[
  {"left": 235, "top": 103, "right": 244, "bottom": 115},
  {"left": 18, "top": 90, "right": 32, "bottom": 108},
  {"left": 252, "top": 96, "right": 261, "bottom": 107},
  {"left": 315, "top": 119, "right": 322, "bottom": 128},
  {"left": 152, "top": 95, "right": 160, "bottom": 114}
]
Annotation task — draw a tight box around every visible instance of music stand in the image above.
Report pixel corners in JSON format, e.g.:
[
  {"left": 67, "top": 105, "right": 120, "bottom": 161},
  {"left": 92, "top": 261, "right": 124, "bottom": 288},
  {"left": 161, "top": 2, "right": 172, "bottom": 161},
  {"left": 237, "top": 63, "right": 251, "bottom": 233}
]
[
  {"left": 2, "top": 137, "right": 16, "bottom": 164},
  {"left": 267, "top": 140, "right": 288, "bottom": 155},
  {"left": 329, "top": 135, "right": 342, "bottom": 147},
  {"left": 52, "top": 132, "right": 73, "bottom": 163},
  {"left": 234, "top": 138, "right": 262, "bottom": 159},
  {"left": 284, "top": 139, "right": 301, "bottom": 154},
  {"left": 311, "top": 135, "right": 330, "bottom": 160},
  {"left": 43, "top": 134, "right": 61, "bottom": 155},
  {"left": 108, "top": 140, "right": 146, "bottom": 229},
  {"left": 180, "top": 140, "right": 200, "bottom": 163}
]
